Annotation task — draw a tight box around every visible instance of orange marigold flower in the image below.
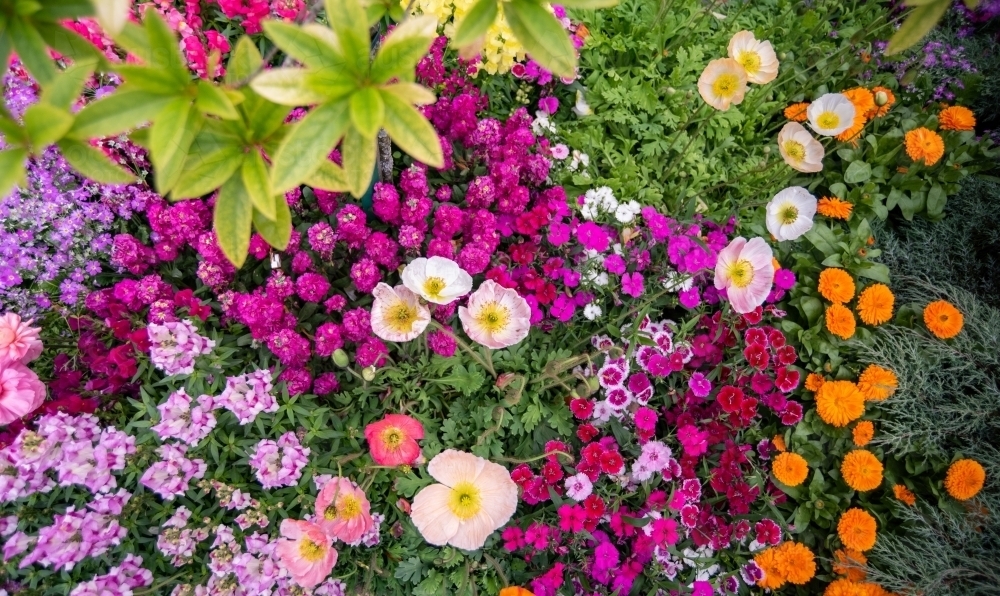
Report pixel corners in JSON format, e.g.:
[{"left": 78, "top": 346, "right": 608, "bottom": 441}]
[
  {"left": 826, "top": 304, "right": 857, "bottom": 339},
  {"left": 824, "top": 578, "right": 863, "bottom": 596},
  {"left": 836, "top": 117, "right": 867, "bottom": 144},
  {"left": 844, "top": 87, "right": 876, "bottom": 117},
  {"left": 818, "top": 196, "right": 854, "bottom": 220},
  {"left": 842, "top": 449, "right": 884, "bottom": 491},
  {"left": 858, "top": 583, "right": 893, "bottom": 596},
  {"left": 816, "top": 380, "right": 866, "bottom": 427},
  {"left": 819, "top": 268, "right": 856, "bottom": 304},
  {"left": 893, "top": 484, "right": 916, "bottom": 506},
  {"left": 785, "top": 102, "right": 810, "bottom": 122},
  {"left": 945, "top": 459, "right": 986, "bottom": 501},
  {"left": 755, "top": 546, "right": 787, "bottom": 590},
  {"left": 853, "top": 420, "right": 875, "bottom": 446},
  {"left": 838, "top": 507, "right": 878, "bottom": 551},
  {"left": 833, "top": 548, "right": 869, "bottom": 581},
  {"left": 773, "top": 452, "right": 809, "bottom": 486},
  {"left": 805, "top": 372, "right": 826, "bottom": 392},
  {"left": 857, "top": 284, "right": 895, "bottom": 326},
  {"left": 904, "top": 127, "right": 945, "bottom": 166},
  {"left": 772, "top": 434, "right": 787, "bottom": 452},
  {"left": 939, "top": 105, "right": 976, "bottom": 131},
  {"left": 923, "top": 300, "right": 963, "bottom": 339},
  {"left": 857, "top": 364, "right": 898, "bottom": 401},
  {"left": 776, "top": 541, "right": 817, "bottom": 584},
  {"left": 866, "top": 86, "right": 896, "bottom": 118},
  {"left": 500, "top": 589, "right": 535, "bottom": 596}
]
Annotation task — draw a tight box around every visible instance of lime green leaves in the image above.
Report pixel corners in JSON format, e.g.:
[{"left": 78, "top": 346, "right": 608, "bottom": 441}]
[
  {"left": 884, "top": 0, "right": 952, "bottom": 55},
  {"left": 251, "top": 12, "right": 442, "bottom": 198}
]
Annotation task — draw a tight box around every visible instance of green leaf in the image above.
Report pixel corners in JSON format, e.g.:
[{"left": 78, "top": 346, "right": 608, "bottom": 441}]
[
  {"left": 9, "top": 16, "right": 57, "bottom": 85},
  {"left": 557, "top": 0, "right": 619, "bottom": 7},
  {"left": 253, "top": 193, "right": 292, "bottom": 250},
  {"left": 40, "top": 58, "right": 96, "bottom": 109},
  {"left": 381, "top": 82, "right": 437, "bottom": 106},
  {"left": 172, "top": 139, "right": 245, "bottom": 200},
  {"left": 113, "top": 21, "right": 152, "bottom": 62},
  {"left": 0, "top": 112, "right": 26, "bottom": 146},
  {"left": 245, "top": 95, "right": 291, "bottom": 143},
  {"left": 804, "top": 223, "right": 839, "bottom": 256},
  {"left": 150, "top": 98, "right": 201, "bottom": 195},
  {"left": 323, "top": 0, "right": 370, "bottom": 76},
  {"left": 341, "top": 126, "right": 377, "bottom": 198},
  {"left": 115, "top": 64, "right": 188, "bottom": 95},
  {"left": 225, "top": 36, "right": 262, "bottom": 85},
  {"left": 67, "top": 87, "right": 170, "bottom": 139},
  {"left": 250, "top": 68, "right": 330, "bottom": 106},
  {"left": 305, "top": 68, "right": 360, "bottom": 103},
  {"left": 843, "top": 161, "right": 872, "bottom": 184},
  {"left": 395, "top": 557, "right": 425, "bottom": 585},
  {"left": 452, "top": 0, "right": 498, "bottom": 48},
  {"left": 884, "top": 0, "right": 950, "bottom": 55},
  {"left": 431, "top": 363, "right": 485, "bottom": 397},
  {"left": 57, "top": 139, "right": 136, "bottom": 183},
  {"left": 22, "top": 103, "right": 73, "bottom": 148},
  {"left": 369, "top": 15, "right": 437, "bottom": 84},
  {"left": 349, "top": 88, "right": 384, "bottom": 139},
  {"left": 926, "top": 183, "right": 946, "bottom": 217},
  {"left": 214, "top": 174, "right": 253, "bottom": 267},
  {"left": 504, "top": 0, "right": 577, "bottom": 78},
  {"left": 380, "top": 90, "right": 444, "bottom": 168},
  {"left": 0, "top": 149, "right": 29, "bottom": 199},
  {"left": 858, "top": 263, "right": 891, "bottom": 284},
  {"left": 262, "top": 19, "right": 344, "bottom": 69},
  {"left": 270, "top": 99, "right": 351, "bottom": 193},
  {"left": 303, "top": 159, "right": 350, "bottom": 192},
  {"left": 242, "top": 151, "right": 277, "bottom": 221},
  {"left": 141, "top": 6, "right": 190, "bottom": 86},
  {"left": 195, "top": 81, "right": 240, "bottom": 120},
  {"left": 800, "top": 296, "right": 823, "bottom": 326}
]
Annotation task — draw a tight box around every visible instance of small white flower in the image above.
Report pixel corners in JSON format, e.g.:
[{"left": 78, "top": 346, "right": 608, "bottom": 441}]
[
  {"left": 573, "top": 90, "right": 592, "bottom": 117},
  {"left": 662, "top": 270, "right": 694, "bottom": 293},
  {"left": 583, "top": 303, "right": 603, "bottom": 320},
  {"left": 592, "top": 401, "right": 612, "bottom": 423},
  {"left": 807, "top": 93, "right": 857, "bottom": 136},
  {"left": 614, "top": 204, "right": 636, "bottom": 223},
  {"left": 766, "top": 186, "right": 817, "bottom": 241},
  {"left": 531, "top": 111, "right": 556, "bottom": 135}
]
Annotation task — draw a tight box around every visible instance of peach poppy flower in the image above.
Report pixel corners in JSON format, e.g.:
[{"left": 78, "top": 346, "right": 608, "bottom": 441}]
[
  {"left": 275, "top": 519, "right": 338, "bottom": 588},
  {"left": 459, "top": 280, "right": 532, "bottom": 349},
  {"left": 314, "top": 477, "right": 374, "bottom": 544},
  {"left": 370, "top": 283, "right": 431, "bottom": 342},
  {"left": 777, "top": 122, "right": 825, "bottom": 173},
  {"left": 697, "top": 58, "right": 748, "bottom": 111},
  {"left": 364, "top": 413, "right": 424, "bottom": 467},
  {"left": 727, "top": 30, "right": 779, "bottom": 84},
  {"left": 0, "top": 314, "right": 43, "bottom": 365},
  {"left": 714, "top": 237, "right": 775, "bottom": 314},
  {"left": 401, "top": 256, "right": 473, "bottom": 305},
  {"left": 411, "top": 449, "right": 518, "bottom": 551},
  {"left": 807, "top": 93, "right": 856, "bottom": 137},
  {"left": 0, "top": 361, "right": 46, "bottom": 425}
]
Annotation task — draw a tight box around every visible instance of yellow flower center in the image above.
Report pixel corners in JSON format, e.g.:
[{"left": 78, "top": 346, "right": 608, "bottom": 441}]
[
  {"left": 422, "top": 277, "right": 446, "bottom": 301},
  {"left": 325, "top": 495, "right": 362, "bottom": 521},
  {"left": 476, "top": 302, "right": 510, "bottom": 334},
  {"left": 726, "top": 259, "right": 755, "bottom": 289},
  {"left": 299, "top": 539, "right": 326, "bottom": 562},
  {"left": 380, "top": 426, "right": 404, "bottom": 449},
  {"left": 783, "top": 140, "right": 805, "bottom": 161},
  {"left": 386, "top": 300, "right": 418, "bottom": 333},
  {"left": 817, "top": 111, "right": 840, "bottom": 130},
  {"left": 448, "top": 481, "right": 482, "bottom": 520},
  {"left": 779, "top": 204, "right": 799, "bottom": 225},
  {"left": 712, "top": 73, "right": 740, "bottom": 98},
  {"left": 737, "top": 51, "right": 761, "bottom": 75}
]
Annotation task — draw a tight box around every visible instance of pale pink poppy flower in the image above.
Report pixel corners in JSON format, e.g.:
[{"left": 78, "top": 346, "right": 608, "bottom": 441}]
[
  {"left": 0, "top": 361, "right": 46, "bottom": 425},
  {"left": 401, "top": 256, "right": 473, "bottom": 305},
  {"left": 714, "top": 237, "right": 775, "bottom": 314},
  {"left": 410, "top": 449, "right": 518, "bottom": 551},
  {"left": 275, "top": 519, "right": 337, "bottom": 589},
  {"left": 777, "top": 122, "right": 825, "bottom": 173},
  {"left": 458, "top": 280, "right": 531, "bottom": 349},
  {"left": 0, "top": 314, "right": 42, "bottom": 365},
  {"left": 314, "top": 477, "right": 374, "bottom": 544},
  {"left": 697, "top": 58, "right": 748, "bottom": 111},
  {"left": 727, "top": 30, "right": 779, "bottom": 84},
  {"left": 364, "top": 413, "right": 424, "bottom": 467},
  {"left": 370, "top": 283, "right": 431, "bottom": 342}
]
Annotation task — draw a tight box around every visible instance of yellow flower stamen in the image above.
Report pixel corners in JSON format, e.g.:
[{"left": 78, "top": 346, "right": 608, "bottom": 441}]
[
  {"left": 448, "top": 481, "right": 482, "bottom": 520},
  {"left": 476, "top": 302, "right": 510, "bottom": 334},
  {"left": 422, "top": 277, "right": 446, "bottom": 301},
  {"left": 779, "top": 204, "right": 799, "bottom": 225},
  {"left": 737, "top": 51, "right": 761, "bottom": 75},
  {"left": 325, "top": 495, "right": 362, "bottom": 521},
  {"left": 380, "top": 426, "right": 404, "bottom": 449},
  {"left": 299, "top": 539, "right": 326, "bottom": 562},
  {"left": 783, "top": 140, "right": 805, "bottom": 161},
  {"left": 726, "top": 259, "right": 754, "bottom": 289},
  {"left": 817, "top": 111, "right": 840, "bottom": 130},
  {"left": 712, "top": 74, "right": 740, "bottom": 98}
]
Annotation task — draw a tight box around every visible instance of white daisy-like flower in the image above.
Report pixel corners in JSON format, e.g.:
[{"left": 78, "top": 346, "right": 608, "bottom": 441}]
[
  {"left": 777, "top": 121, "right": 825, "bottom": 173},
  {"left": 583, "top": 303, "right": 603, "bottom": 320},
  {"left": 662, "top": 270, "right": 694, "bottom": 292},
  {"left": 401, "top": 257, "right": 473, "bottom": 305},
  {"left": 807, "top": 93, "right": 856, "bottom": 136},
  {"left": 614, "top": 204, "right": 636, "bottom": 223},
  {"left": 766, "top": 186, "right": 817, "bottom": 241},
  {"left": 727, "top": 30, "right": 779, "bottom": 84}
]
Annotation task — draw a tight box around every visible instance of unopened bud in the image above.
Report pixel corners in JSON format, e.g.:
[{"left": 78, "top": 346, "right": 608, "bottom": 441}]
[
  {"left": 362, "top": 366, "right": 377, "bottom": 382},
  {"left": 666, "top": 87, "right": 676, "bottom": 95},
  {"left": 332, "top": 349, "right": 350, "bottom": 368},
  {"left": 496, "top": 372, "right": 518, "bottom": 389},
  {"left": 875, "top": 90, "right": 889, "bottom": 106}
]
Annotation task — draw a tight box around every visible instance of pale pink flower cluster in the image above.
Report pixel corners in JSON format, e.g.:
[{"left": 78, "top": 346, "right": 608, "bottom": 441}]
[
  {"left": 147, "top": 319, "right": 216, "bottom": 376},
  {"left": 0, "top": 313, "right": 46, "bottom": 425},
  {"left": 249, "top": 432, "right": 310, "bottom": 489},
  {"left": 564, "top": 472, "right": 593, "bottom": 501},
  {"left": 0, "top": 413, "right": 135, "bottom": 502},
  {"left": 68, "top": 553, "right": 153, "bottom": 596},
  {"left": 630, "top": 440, "right": 681, "bottom": 483},
  {"left": 7, "top": 490, "right": 131, "bottom": 571},
  {"left": 215, "top": 369, "right": 278, "bottom": 424},
  {"left": 140, "top": 444, "right": 207, "bottom": 500},
  {"left": 156, "top": 506, "right": 209, "bottom": 566},
  {"left": 151, "top": 388, "right": 217, "bottom": 444}
]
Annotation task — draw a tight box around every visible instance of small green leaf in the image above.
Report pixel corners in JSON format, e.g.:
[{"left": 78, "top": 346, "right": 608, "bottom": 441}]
[
  {"left": 0, "top": 149, "right": 29, "bottom": 198},
  {"left": 926, "top": 184, "right": 946, "bottom": 217},
  {"left": 323, "top": 0, "right": 370, "bottom": 76},
  {"left": 150, "top": 98, "right": 201, "bottom": 195},
  {"left": 242, "top": 151, "right": 277, "bottom": 221},
  {"left": 804, "top": 223, "right": 839, "bottom": 256},
  {"left": 557, "top": 0, "right": 619, "bottom": 7},
  {"left": 270, "top": 99, "right": 351, "bottom": 193},
  {"left": 844, "top": 161, "right": 872, "bottom": 184},
  {"left": 253, "top": 193, "right": 292, "bottom": 250},
  {"left": 452, "top": 0, "right": 498, "bottom": 48},
  {"left": 380, "top": 90, "right": 444, "bottom": 168},
  {"left": 9, "top": 16, "right": 57, "bottom": 85},
  {"left": 381, "top": 82, "right": 436, "bottom": 106},
  {"left": 800, "top": 296, "right": 823, "bottom": 326},
  {"left": 884, "top": 0, "right": 950, "bottom": 55},
  {"left": 250, "top": 68, "right": 330, "bottom": 106},
  {"left": 113, "top": 21, "right": 152, "bottom": 63},
  {"left": 115, "top": 64, "right": 188, "bottom": 95},
  {"left": 858, "top": 263, "right": 891, "bottom": 284},
  {"left": 57, "top": 139, "right": 137, "bottom": 183},
  {"left": 341, "top": 126, "right": 377, "bottom": 198},
  {"left": 262, "top": 19, "right": 344, "bottom": 69},
  {"left": 245, "top": 95, "right": 291, "bottom": 143},
  {"left": 504, "top": 0, "right": 577, "bottom": 78},
  {"left": 369, "top": 15, "right": 437, "bottom": 84},
  {"left": 141, "top": 5, "right": 190, "bottom": 86},
  {"left": 303, "top": 159, "right": 350, "bottom": 192},
  {"left": 172, "top": 141, "right": 245, "bottom": 200},
  {"left": 195, "top": 80, "right": 240, "bottom": 120},
  {"left": 349, "top": 88, "right": 384, "bottom": 139},
  {"left": 68, "top": 87, "right": 170, "bottom": 139},
  {"left": 23, "top": 103, "right": 73, "bottom": 148},
  {"left": 214, "top": 175, "right": 253, "bottom": 267},
  {"left": 40, "top": 58, "right": 96, "bottom": 109},
  {"left": 225, "top": 36, "right": 263, "bottom": 85}
]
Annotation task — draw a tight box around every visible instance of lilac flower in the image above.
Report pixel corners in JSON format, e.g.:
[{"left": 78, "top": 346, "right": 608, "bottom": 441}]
[
  {"left": 140, "top": 444, "right": 207, "bottom": 500},
  {"left": 214, "top": 370, "right": 278, "bottom": 425},
  {"left": 151, "top": 389, "right": 217, "bottom": 445},
  {"left": 18, "top": 492, "right": 131, "bottom": 571},
  {"left": 248, "top": 432, "right": 310, "bottom": 489},
  {"left": 147, "top": 319, "right": 215, "bottom": 376},
  {"left": 69, "top": 554, "right": 153, "bottom": 595}
]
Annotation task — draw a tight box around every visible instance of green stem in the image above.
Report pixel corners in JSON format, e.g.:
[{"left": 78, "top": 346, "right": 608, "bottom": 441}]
[
  {"left": 428, "top": 321, "right": 497, "bottom": 378},
  {"left": 497, "top": 450, "right": 574, "bottom": 464}
]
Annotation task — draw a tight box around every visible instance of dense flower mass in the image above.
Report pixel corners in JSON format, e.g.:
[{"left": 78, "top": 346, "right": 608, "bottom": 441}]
[{"left": 945, "top": 459, "right": 986, "bottom": 501}]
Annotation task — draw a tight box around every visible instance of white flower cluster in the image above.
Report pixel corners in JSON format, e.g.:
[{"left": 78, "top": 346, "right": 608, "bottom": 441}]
[
  {"left": 567, "top": 149, "right": 590, "bottom": 173},
  {"left": 580, "top": 186, "right": 641, "bottom": 223},
  {"left": 531, "top": 111, "right": 557, "bottom": 136}
]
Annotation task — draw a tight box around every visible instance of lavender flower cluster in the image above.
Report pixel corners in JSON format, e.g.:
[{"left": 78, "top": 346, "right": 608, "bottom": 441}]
[{"left": 147, "top": 319, "right": 216, "bottom": 376}]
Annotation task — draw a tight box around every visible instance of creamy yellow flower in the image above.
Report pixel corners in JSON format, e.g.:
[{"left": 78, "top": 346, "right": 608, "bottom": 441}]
[
  {"left": 727, "top": 30, "right": 779, "bottom": 84},
  {"left": 698, "top": 58, "right": 748, "bottom": 111},
  {"left": 778, "top": 122, "right": 825, "bottom": 173},
  {"left": 807, "top": 93, "right": 857, "bottom": 137}
]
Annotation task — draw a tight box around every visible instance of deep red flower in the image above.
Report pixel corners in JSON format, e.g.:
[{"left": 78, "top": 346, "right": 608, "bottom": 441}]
[{"left": 743, "top": 344, "right": 770, "bottom": 370}]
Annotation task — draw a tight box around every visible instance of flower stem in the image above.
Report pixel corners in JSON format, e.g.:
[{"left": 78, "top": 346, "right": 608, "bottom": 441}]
[{"left": 428, "top": 321, "right": 497, "bottom": 378}]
